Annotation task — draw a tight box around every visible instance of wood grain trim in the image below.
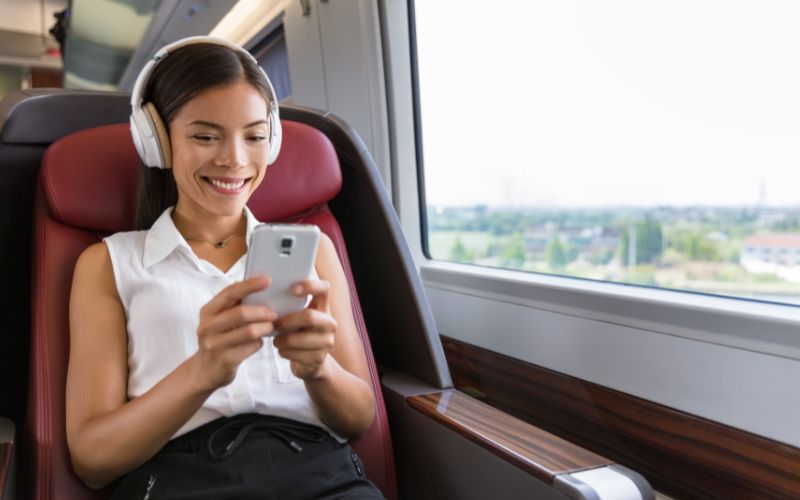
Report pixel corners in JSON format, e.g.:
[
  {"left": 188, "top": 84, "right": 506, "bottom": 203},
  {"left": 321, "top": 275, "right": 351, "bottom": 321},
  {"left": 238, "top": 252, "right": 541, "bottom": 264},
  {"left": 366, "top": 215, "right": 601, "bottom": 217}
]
[
  {"left": 442, "top": 336, "right": 800, "bottom": 499},
  {"left": 407, "top": 390, "right": 611, "bottom": 483},
  {"left": 0, "top": 441, "right": 11, "bottom": 495}
]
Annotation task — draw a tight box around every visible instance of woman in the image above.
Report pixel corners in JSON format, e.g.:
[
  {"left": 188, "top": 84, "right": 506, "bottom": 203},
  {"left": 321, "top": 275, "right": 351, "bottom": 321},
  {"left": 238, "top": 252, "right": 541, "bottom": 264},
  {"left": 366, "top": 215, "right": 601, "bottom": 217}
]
[{"left": 66, "top": 36, "right": 383, "bottom": 499}]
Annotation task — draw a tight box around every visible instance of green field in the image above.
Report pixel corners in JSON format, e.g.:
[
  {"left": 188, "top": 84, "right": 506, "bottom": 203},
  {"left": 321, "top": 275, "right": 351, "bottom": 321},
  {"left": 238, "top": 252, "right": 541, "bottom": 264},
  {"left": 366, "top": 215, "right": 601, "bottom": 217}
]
[
  {"left": 427, "top": 231, "right": 495, "bottom": 260},
  {"left": 426, "top": 229, "right": 800, "bottom": 304}
]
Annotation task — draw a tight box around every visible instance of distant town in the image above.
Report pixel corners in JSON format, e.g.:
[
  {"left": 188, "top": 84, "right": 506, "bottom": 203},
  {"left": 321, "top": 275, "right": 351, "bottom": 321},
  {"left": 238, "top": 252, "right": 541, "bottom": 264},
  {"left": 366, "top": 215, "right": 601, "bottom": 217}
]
[{"left": 427, "top": 205, "right": 800, "bottom": 305}]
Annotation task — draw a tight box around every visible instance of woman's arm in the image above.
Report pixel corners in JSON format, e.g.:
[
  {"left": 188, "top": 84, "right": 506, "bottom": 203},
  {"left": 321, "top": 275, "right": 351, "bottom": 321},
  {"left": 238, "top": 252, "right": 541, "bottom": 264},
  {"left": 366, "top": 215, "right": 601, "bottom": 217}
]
[
  {"left": 273, "top": 233, "right": 376, "bottom": 439},
  {"left": 66, "top": 243, "right": 274, "bottom": 489}
]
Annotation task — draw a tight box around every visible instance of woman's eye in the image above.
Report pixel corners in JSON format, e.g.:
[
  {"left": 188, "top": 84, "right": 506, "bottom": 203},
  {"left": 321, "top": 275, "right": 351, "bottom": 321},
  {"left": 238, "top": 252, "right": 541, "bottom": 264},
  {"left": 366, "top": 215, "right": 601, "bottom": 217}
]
[
  {"left": 248, "top": 136, "right": 267, "bottom": 143},
  {"left": 193, "top": 135, "right": 217, "bottom": 142}
]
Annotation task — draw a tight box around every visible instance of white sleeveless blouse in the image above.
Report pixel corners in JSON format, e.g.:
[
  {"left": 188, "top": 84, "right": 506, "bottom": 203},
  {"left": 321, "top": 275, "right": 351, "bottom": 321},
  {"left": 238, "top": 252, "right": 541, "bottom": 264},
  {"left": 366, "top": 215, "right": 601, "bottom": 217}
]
[{"left": 104, "top": 206, "right": 344, "bottom": 441}]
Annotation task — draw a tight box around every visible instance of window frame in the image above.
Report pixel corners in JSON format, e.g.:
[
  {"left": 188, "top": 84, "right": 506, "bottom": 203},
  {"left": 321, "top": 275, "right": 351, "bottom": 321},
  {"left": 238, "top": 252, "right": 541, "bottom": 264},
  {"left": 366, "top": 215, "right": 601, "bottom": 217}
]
[
  {"left": 404, "top": 0, "right": 800, "bottom": 342},
  {"left": 406, "top": 0, "right": 800, "bottom": 312}
]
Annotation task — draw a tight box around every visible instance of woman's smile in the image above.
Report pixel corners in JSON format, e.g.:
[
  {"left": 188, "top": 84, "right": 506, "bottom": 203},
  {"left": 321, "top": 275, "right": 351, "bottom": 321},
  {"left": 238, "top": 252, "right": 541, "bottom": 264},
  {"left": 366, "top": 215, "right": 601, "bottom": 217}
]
[{"left": 201, "top": 175, "right": 253, "bottom": 194}]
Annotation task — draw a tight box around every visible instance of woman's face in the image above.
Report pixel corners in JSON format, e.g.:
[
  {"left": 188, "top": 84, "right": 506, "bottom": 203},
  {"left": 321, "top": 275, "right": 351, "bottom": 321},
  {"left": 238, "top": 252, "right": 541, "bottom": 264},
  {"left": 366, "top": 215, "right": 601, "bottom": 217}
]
[{"left": 168, "top": 80, "right": 271, "bottom": 219}]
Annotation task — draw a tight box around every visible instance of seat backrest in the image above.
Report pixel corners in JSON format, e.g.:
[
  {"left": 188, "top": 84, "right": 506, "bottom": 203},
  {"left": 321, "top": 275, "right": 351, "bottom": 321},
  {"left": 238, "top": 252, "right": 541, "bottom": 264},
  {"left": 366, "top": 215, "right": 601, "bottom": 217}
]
[
  {"left": 27, "top": 122, "right": 396, "bottom": 499},
  {"left": 0, "top": 90, "right": 130, "bottom": 435}
]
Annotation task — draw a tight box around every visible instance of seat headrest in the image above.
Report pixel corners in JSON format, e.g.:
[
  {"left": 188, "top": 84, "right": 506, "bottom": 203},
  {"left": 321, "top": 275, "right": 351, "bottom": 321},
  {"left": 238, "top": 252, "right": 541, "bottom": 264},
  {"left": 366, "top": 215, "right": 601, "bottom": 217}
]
[{"left": 41, "top": 121, "right": 342, "bottom": 232}]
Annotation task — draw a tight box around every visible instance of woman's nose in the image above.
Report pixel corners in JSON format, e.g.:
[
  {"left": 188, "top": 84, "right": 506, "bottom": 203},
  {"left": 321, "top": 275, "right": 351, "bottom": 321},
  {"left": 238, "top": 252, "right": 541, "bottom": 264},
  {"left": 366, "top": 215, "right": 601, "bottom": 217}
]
[{"left": 215, "top": 138, "right": 247, "bottom": 169}]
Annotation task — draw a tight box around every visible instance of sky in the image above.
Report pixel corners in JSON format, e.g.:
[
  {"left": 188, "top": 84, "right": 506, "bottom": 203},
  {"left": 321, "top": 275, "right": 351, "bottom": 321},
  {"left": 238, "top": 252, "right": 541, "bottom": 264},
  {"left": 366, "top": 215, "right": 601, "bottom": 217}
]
[{"left": 414, "top": 0, "right": 800, "bottom": 208}]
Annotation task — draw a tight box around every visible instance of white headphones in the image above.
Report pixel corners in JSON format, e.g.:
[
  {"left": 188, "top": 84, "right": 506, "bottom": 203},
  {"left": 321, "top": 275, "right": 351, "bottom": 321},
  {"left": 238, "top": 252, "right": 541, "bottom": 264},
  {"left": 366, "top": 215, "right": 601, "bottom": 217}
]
[{"left": 129, "top": 35, "right": 282, "bottom": 169}]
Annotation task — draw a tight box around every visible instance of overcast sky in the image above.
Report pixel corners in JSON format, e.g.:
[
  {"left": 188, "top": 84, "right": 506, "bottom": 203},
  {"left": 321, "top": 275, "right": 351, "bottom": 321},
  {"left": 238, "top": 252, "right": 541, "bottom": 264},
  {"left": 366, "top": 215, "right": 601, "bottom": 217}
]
[{"left": 414, "top": 1, "right": 800, "bottom": 208}]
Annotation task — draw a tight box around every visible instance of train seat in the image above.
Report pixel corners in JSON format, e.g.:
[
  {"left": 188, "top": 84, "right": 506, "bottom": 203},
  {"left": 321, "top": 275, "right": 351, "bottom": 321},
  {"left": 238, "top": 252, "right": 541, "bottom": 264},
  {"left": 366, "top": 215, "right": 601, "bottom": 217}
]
[
  {"left": 0, "top": 90, "right": 131, "bottom": 435},
  {"left": 27, "top": 121, "right": 396, "bottom": 499}
]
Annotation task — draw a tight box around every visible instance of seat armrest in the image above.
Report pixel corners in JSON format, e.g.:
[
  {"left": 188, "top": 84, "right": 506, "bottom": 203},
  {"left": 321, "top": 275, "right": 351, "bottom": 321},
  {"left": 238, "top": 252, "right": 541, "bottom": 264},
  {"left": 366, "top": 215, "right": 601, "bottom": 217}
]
[
  {"left": 407, "top": 391, "right": 654, "bottom": 500},
  {"left": 0, "top": 417, "right": 16, "bottom": 500}
]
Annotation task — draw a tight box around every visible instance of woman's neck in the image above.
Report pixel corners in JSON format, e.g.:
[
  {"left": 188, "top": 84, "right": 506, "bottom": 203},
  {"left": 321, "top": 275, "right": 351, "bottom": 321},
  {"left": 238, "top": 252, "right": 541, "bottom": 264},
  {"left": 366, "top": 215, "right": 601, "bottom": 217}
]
[{"left": 170, "top": 202, "right": 247, "bottom": 245}]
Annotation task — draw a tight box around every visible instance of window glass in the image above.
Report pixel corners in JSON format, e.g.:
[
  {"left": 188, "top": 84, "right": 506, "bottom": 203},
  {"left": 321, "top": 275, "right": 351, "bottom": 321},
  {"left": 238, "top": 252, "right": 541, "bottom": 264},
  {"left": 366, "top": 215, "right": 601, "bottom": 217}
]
[
  {"left": 414, "top": 0, "right": 800, "bottom": 305},
  {"left": 252, "top": 26, "right": 291, "bottom": 100}
]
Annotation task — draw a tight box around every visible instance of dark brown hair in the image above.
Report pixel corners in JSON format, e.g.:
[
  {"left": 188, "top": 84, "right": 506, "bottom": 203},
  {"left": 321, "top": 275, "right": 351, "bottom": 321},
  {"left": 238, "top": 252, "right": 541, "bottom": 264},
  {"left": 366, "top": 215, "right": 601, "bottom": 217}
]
[{"left": 134, "top": 43, "right": 273, "bottom": 229}]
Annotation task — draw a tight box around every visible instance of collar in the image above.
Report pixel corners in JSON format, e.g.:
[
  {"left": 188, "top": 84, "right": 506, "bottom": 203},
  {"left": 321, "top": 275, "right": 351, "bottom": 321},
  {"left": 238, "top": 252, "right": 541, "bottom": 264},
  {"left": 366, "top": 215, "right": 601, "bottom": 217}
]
[{"left": 143, "top": 205, "right": 261, "bottom": 269}]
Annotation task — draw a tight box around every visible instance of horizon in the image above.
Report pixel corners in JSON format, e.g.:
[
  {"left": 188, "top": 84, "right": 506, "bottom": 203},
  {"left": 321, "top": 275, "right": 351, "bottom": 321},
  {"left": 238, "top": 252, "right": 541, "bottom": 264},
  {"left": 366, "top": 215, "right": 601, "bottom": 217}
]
[{"left": 428, "top": 203, "right": 800, "bottom": 211}]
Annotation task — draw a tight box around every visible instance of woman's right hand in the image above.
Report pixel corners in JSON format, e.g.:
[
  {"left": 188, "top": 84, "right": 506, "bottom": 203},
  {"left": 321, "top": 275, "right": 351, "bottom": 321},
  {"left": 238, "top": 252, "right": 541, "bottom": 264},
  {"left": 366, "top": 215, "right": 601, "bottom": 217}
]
[{"left": 192, "top": 275, "right": 276, "bottom": 391}]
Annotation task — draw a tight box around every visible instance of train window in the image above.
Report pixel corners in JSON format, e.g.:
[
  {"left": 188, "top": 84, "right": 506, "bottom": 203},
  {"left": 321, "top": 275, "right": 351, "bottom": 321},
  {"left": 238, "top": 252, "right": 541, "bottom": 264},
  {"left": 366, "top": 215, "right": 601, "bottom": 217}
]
[
  {"left": 250, "top": 25, "right": 292, "bottom": 100},
  {"left": 412, "top": 1, "right": 800, "bottom": 306}
]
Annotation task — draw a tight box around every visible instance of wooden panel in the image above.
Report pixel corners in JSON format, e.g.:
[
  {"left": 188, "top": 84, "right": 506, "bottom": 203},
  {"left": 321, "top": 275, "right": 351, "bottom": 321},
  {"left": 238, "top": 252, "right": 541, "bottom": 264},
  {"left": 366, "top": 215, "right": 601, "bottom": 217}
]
[
  {"left": 442, "top": 336, "right": 800, "bottom": 499},
  {"left": 407, "top": 390, "right": 610, "bottom": 483}
]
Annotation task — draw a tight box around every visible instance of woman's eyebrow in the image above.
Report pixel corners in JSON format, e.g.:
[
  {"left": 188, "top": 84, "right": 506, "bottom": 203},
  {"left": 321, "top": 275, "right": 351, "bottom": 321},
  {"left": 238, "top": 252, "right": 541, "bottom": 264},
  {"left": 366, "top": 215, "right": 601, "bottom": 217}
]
[{"left": 187, "top": 119, "right": 268, "bottom": 129}]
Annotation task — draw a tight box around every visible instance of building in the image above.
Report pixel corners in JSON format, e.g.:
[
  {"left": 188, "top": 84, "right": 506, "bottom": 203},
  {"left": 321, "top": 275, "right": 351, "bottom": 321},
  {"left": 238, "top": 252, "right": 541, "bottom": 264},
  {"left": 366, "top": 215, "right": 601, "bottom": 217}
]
[{"left": 741, "top": 234, "right": 800, "bottom": 282}]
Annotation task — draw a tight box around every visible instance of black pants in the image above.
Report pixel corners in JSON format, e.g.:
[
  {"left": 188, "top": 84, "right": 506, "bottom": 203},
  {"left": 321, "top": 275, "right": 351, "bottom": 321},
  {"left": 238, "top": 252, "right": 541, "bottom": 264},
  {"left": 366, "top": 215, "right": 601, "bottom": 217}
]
[{"left": 111, "top": 413, "right": 385, "bottom": 500}]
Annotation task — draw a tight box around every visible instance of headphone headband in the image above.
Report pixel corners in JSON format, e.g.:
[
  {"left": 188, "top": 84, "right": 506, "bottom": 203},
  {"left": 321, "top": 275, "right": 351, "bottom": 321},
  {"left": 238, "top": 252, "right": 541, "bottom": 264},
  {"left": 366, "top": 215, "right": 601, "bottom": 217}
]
[{"left": 129, "top": 35, "right": 282, "bottom": 169}]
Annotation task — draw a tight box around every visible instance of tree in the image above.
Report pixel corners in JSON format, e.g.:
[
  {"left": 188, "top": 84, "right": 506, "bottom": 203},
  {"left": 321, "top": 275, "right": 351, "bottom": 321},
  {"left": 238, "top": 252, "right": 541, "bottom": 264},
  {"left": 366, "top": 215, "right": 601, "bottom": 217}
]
[
  {"left": 500, "top": 235, "right": 526, "bottom": 269},
  {"left": 545, "top": 235, "right": 567, "bottom": 270},
  {"left": 686, "top": 234, "right": 718, "bottom": 261},
  {"left": 670, "top": 230, "right": 720, "bottom": 261},
  {"left": 620, "top": 217, "right": 663, "bottom": 265},
  {"left": 449, "top": 235, "right": 474, "bottom": 263}
]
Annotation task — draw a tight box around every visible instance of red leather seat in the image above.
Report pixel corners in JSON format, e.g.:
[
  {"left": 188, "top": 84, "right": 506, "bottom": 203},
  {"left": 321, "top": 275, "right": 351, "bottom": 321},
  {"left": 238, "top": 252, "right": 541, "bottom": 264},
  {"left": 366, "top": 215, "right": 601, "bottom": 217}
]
[{"left": 27, "top": 122, "right": 396, "bottom": 499}]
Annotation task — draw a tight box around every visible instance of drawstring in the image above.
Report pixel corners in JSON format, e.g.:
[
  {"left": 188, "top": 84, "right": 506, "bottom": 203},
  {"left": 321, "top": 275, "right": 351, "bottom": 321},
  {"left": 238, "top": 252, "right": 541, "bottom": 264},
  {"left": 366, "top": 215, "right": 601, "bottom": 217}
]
[{"left": 207, "top": 418, "right": 328, "bottom": 461}]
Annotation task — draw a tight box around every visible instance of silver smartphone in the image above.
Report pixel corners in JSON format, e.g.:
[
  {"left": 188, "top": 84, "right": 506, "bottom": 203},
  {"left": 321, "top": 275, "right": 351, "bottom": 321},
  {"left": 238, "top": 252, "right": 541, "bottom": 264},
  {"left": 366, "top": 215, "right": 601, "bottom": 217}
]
[{"left": 242, "top": 223, "right": 321, "bottom": 317}]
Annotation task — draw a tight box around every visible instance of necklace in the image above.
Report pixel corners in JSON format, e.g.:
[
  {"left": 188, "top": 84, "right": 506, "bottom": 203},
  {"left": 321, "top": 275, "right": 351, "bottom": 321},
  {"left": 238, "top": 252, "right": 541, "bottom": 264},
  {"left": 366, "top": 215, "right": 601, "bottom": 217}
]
[{"left": 184, "top": 232, "right": 245, "bottom": 249}]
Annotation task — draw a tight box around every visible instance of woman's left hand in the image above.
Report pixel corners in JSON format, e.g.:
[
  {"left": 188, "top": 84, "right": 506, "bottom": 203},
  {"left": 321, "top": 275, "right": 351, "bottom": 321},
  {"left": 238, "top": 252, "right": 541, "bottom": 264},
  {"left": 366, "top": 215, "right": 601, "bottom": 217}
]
[{"left": 273, "top": 279, "right": 338, "bottom": 380}]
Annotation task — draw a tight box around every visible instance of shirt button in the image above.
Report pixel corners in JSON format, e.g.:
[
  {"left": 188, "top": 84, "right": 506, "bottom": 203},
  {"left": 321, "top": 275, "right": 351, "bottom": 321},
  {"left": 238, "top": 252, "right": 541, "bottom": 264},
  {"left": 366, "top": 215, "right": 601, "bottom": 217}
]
[{"left": 233, "top": 389, "right": 245, "bottom": 400}]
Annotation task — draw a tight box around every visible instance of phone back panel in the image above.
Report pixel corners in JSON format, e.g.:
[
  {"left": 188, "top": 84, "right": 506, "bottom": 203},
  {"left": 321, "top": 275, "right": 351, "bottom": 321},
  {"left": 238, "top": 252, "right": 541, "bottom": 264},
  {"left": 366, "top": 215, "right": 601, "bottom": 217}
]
[{"left": 243, "top": 224, "right": 320, "bottom": 317}]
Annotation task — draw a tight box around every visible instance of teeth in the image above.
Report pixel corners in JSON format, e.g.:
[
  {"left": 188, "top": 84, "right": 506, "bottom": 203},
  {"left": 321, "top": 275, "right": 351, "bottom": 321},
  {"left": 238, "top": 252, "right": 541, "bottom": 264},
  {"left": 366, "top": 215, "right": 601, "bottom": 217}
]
[{"left": 208, "top": 178, "right": 246, "bottom": 190}]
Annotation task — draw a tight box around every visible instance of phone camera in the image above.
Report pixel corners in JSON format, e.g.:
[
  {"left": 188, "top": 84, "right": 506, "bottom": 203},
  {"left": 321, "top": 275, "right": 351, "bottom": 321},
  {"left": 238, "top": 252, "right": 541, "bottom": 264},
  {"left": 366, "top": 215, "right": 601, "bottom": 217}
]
[{"left": 281, "top": 237, "right": 294, "bottom": 249}]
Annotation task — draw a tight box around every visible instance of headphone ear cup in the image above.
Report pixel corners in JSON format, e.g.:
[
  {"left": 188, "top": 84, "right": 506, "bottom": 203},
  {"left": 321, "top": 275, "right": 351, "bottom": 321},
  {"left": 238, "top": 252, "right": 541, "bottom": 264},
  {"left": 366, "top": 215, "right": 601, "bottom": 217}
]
[
  {"left": 144, "top": 102, "right": 173, "bottom": 169},
  {"left": 268, "top": 113, "right": 282, "bottom": 164}
]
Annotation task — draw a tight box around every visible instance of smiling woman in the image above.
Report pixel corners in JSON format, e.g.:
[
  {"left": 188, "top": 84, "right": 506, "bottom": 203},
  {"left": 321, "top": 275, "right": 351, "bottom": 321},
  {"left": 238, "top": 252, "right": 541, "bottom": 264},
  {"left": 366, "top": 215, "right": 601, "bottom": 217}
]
[
  {"left": 168, "top": 81, "right": 271, "bottom": 251},
  {"left": 132, "top": 39, "right": 280, "bottom": 229},
  {"left": 64, "top": 36, "right": 382, "bottom": 499}
]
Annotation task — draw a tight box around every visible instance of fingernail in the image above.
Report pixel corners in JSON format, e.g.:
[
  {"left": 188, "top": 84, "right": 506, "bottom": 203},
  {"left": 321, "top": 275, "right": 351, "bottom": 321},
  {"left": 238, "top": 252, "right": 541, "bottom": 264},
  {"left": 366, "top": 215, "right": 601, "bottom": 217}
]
[{"left": 293, "top": 284, "right": 303, "bottom": 294}]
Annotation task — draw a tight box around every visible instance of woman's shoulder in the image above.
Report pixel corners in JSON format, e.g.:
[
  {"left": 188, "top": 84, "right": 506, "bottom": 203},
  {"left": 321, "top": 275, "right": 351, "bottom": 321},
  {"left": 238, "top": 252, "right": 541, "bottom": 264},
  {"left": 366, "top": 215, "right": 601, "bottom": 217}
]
[
  {"left": 73, "top": 242, "right": 115, "bottom": 292},
  {"left": 76, "top": 241, "right": 109, "bottom": 267},
  {"left": 71, "top": 241, "right": 124, "bottom": 322},
  {"left": 103, "top": 228, "right": 148, "bottom": 247},
  {"left": 76, "top": 230, "right": 148, "bottom": 276},
  {"left": 74, "top": 230, "right": 148, "bottom": 298}
]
